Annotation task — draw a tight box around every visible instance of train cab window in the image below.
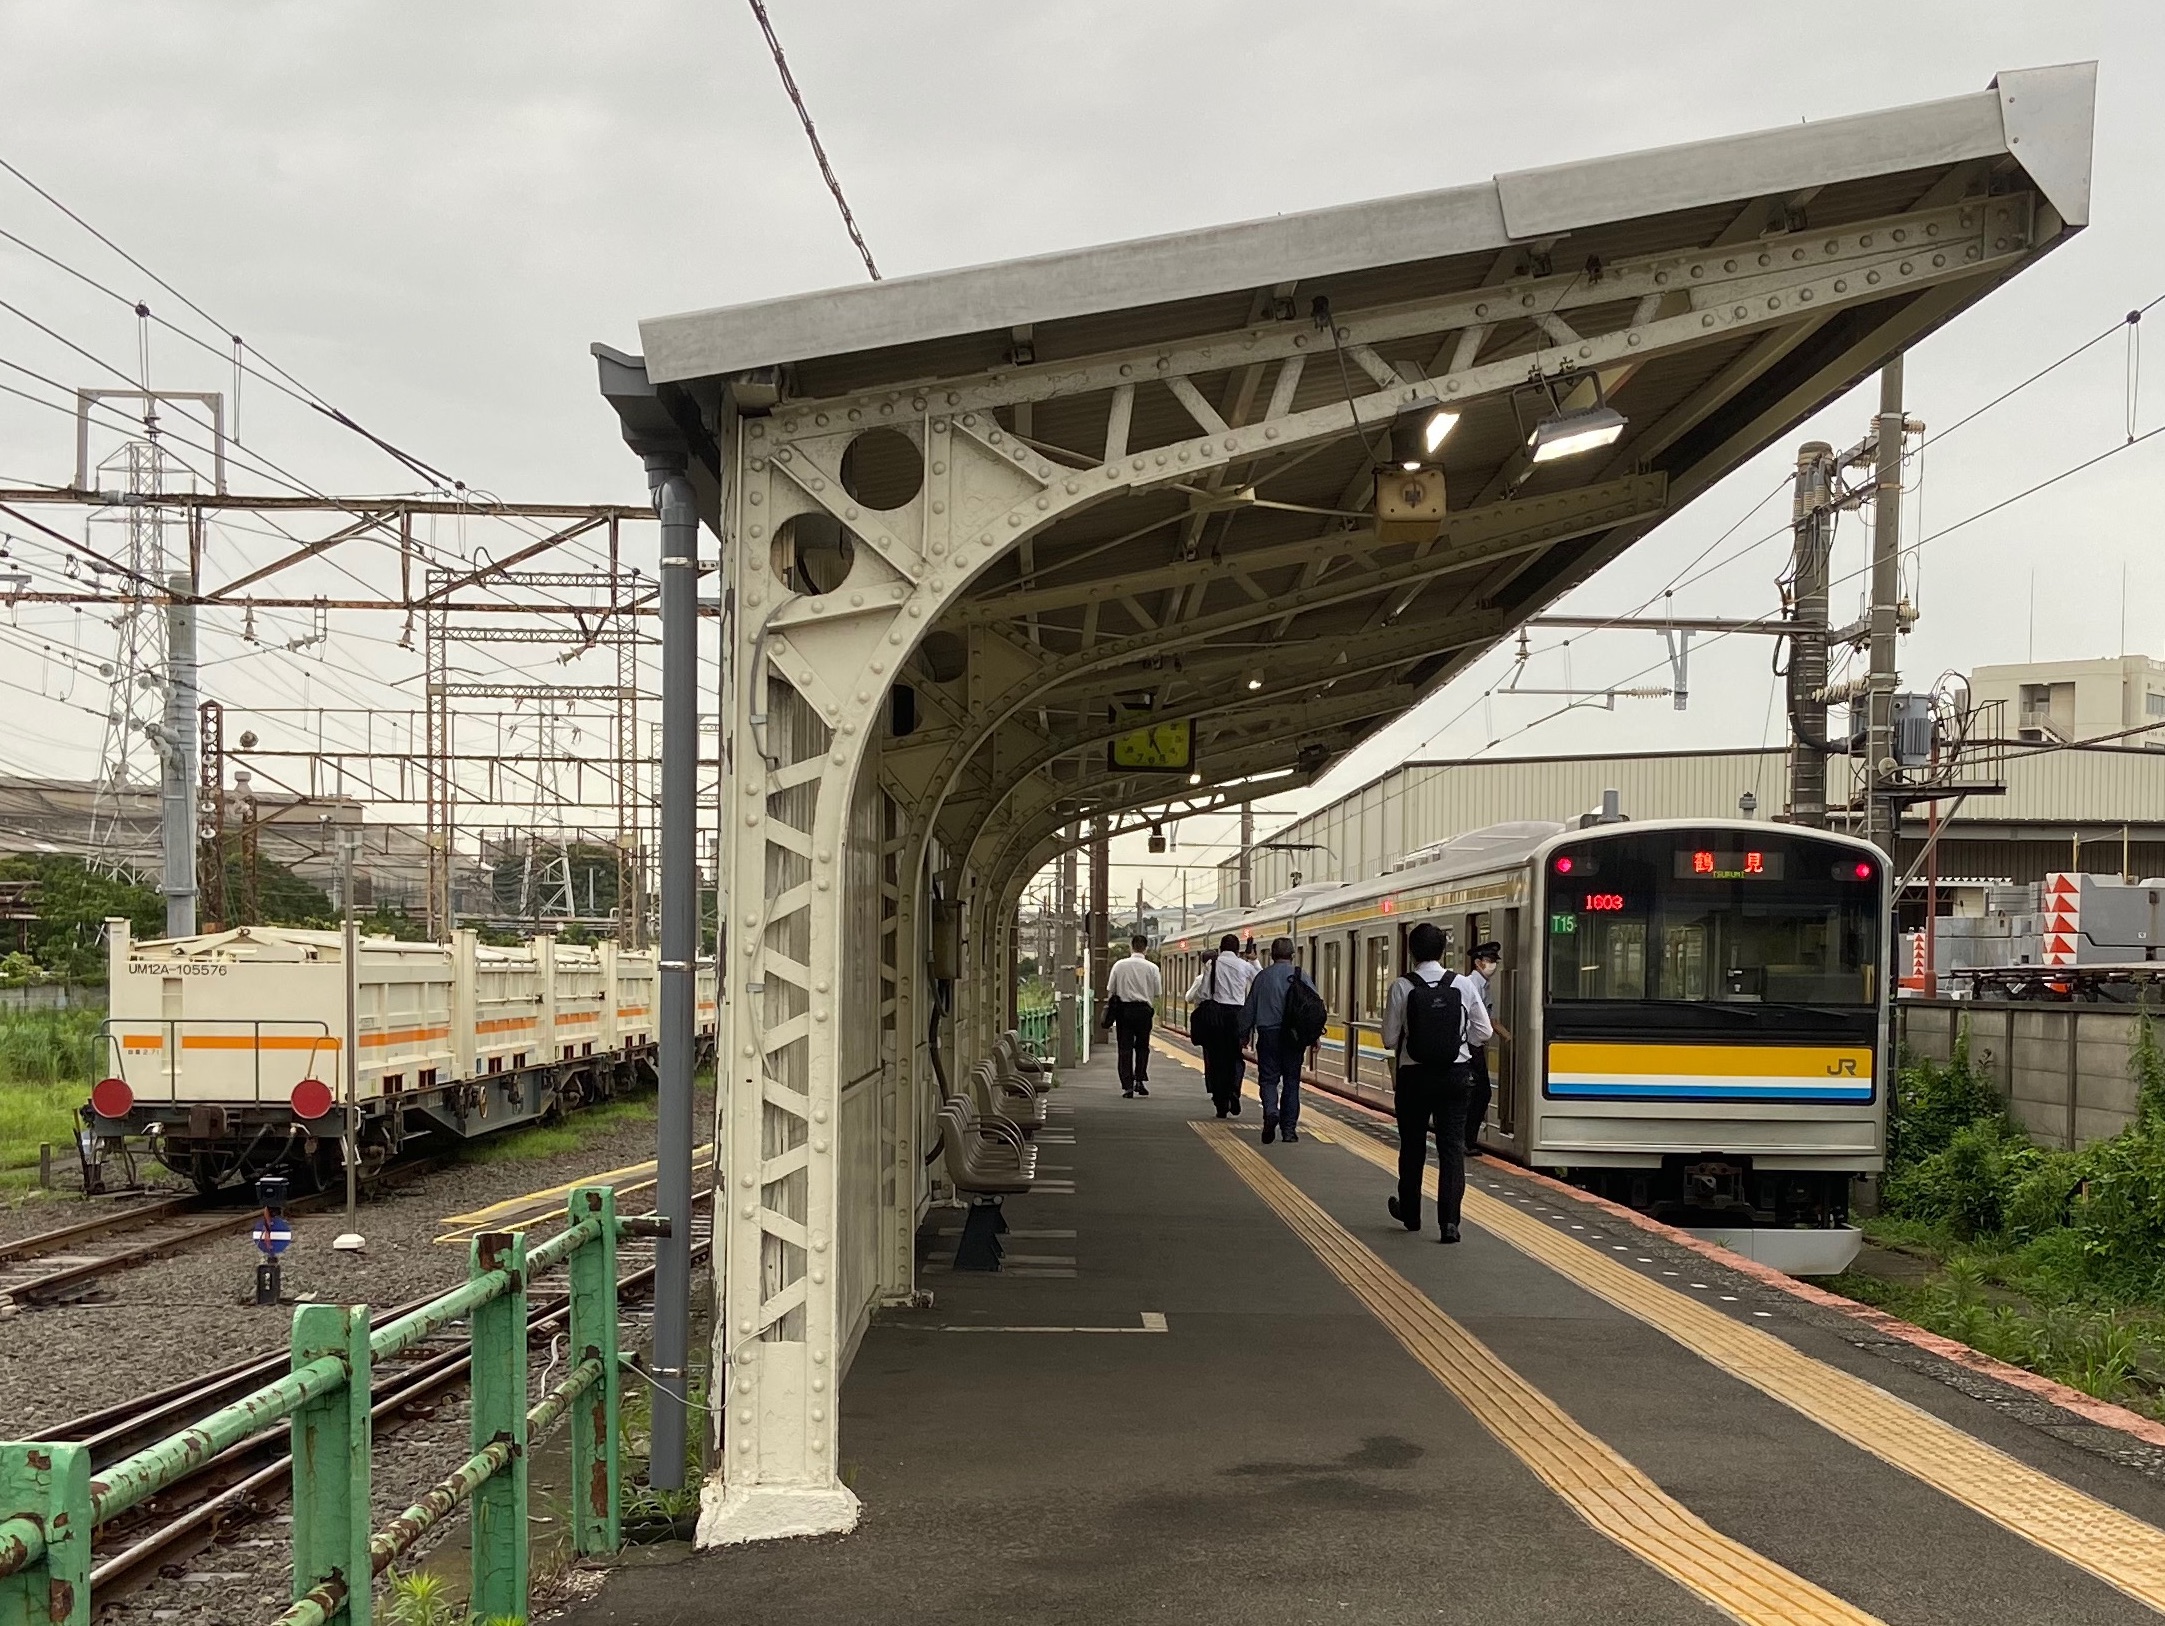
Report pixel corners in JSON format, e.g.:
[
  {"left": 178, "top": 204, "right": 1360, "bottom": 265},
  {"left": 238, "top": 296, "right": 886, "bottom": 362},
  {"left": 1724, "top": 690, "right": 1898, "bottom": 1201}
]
[{"left": 1546, "top": 830, "right": 1878, "bottom": 1008}]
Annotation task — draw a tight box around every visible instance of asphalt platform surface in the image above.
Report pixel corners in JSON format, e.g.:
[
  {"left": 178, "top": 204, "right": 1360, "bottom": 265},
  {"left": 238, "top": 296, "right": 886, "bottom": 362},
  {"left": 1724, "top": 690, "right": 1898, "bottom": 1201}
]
[{"left": 560, "top": 1046, "right": 2165, "bottom": 1625}]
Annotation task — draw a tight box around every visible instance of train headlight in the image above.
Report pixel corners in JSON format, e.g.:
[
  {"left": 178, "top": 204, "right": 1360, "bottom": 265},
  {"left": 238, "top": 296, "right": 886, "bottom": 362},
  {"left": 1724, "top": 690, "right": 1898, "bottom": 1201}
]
[
  {"left": 90, "top": 1076, "right": 134, "bottom": 1119},
  {"left": 291, "top": 1077, "right": 334, "bottom": 1120}
]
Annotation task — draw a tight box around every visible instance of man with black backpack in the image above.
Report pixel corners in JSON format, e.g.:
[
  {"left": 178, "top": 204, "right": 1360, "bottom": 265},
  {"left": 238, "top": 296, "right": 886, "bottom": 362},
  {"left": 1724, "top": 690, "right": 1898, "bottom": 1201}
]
[
  {"left": 1238, "top": 937, "right": 1326, "bottom": 1145},
  {"left": 1380, "top": 921, "right": 1493, "bottom": 1241}
]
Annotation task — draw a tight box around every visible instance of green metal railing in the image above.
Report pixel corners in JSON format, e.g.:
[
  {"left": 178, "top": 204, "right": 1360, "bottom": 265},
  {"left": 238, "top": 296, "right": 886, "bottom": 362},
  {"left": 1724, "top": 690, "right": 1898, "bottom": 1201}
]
[
  {"left": 1015, "top": 998, "right": 1055, "bottom": 1052},
  {"left": 1014, "top": 992, "right": 1090, "bottom": 1058},
  {"left": 0, "top": 1185, "right": 634, "bottom": 1626}
]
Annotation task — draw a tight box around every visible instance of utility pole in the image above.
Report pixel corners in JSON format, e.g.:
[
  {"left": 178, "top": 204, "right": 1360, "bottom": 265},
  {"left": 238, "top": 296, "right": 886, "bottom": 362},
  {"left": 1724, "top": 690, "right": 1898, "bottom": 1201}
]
[
  {"left": 1238, "top": 801, "right": 1254, "bottom": 909},
  {"left": 338, "top": 827, "right": 362, "bottom": 1236},
  {"left": 1055, "top": 831, "right": 1078, "bottom": 1068},
  {"left": 1088, "top": 819, "right": 1110, "bottom": 1037},
  {"left": 1865, "top": 358, "right": 1906, "bottom": 854},
  {"left": 646, "top": 452, "right": 699, "bottom": 1490},
  {"left": 1786, "top": 444, "right": 1835, "bottom": 828},
  {"left": 161, "top": 571, "right": 199, "bottom": 937}
]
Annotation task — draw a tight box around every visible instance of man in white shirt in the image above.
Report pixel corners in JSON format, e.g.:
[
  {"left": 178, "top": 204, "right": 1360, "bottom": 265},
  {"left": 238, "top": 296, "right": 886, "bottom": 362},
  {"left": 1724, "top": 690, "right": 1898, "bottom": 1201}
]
[
  {"left": 1184, "top": 933, "right": 1257, "bottom": 1116},
  {"left": 1379, "top": 921, "right": 1493, "bottom": 1242},
  {"left": 1104, "top": 935, "right": 1164, "bottom": 1098},
  {"left": 1462, "top": 941, "right": 1506, "bottom": 1155}
]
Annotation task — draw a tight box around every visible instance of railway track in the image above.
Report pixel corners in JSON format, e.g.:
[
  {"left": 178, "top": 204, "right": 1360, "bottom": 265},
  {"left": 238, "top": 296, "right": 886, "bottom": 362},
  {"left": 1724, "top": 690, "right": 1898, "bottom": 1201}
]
[
  {"left": 41, "top": 1186, "right": 713, "bottom": 1602},
  {"left": 0, "top": 1160, "right": 447, "bottom": 1310}
]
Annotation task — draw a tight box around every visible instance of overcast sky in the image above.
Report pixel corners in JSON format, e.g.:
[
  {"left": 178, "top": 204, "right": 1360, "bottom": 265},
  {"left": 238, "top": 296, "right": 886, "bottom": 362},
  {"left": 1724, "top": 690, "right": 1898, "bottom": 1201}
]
[{"left": 0, "top": 2, "right": 2155, "bottom": 915}]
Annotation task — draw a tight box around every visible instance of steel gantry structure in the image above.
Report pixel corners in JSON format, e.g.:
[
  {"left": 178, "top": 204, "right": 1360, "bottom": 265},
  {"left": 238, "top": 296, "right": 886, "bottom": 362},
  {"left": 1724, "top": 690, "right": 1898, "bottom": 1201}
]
[{"left": 596, "top": 65, "right": 2095, "bottom": 1543}]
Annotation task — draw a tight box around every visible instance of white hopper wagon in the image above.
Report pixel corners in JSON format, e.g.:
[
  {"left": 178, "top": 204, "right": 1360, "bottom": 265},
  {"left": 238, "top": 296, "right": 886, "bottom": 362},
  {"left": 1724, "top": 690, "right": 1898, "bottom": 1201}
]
[{"left": 87, "top": 919, "right": 718, "bottom": 1191}]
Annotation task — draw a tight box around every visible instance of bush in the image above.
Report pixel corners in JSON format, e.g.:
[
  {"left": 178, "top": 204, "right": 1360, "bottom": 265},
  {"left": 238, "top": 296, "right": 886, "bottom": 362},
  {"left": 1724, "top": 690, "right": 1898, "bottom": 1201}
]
[
  {"left": 1888, "top": 1026, "right": 2008, "bottom": 1173},
  {"left": 1884, "top": 1119, "right": 2039, "bottom": 1241}
]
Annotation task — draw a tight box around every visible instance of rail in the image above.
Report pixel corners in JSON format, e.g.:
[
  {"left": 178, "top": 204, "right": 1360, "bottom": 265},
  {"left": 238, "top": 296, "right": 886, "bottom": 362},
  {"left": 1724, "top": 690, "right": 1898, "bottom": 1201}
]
[{"left": 0, "top": 1184, "right": 647, "bottom": 1626}]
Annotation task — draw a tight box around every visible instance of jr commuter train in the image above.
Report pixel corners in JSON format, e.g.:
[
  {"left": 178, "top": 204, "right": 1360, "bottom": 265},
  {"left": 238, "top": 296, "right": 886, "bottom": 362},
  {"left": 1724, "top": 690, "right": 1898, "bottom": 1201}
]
[
  {"left": 85, "top": 919, "right": 718, "bottom": 1191},
  {"left": 1160, "top": 816, "right": 1887, "bottom": 1250}
]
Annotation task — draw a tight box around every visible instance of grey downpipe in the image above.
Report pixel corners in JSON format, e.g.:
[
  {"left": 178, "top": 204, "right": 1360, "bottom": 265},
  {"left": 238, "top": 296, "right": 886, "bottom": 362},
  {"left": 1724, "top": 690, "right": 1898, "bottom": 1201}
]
[{"left": 646, "top": 452, "right": 698, "bottom": 1490}]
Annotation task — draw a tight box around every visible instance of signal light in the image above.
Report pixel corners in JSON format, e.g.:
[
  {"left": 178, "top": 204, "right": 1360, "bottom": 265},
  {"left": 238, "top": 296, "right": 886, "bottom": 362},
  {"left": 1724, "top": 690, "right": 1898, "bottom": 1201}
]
[
  {"left": 291, "top": 1077, "right": 334, "bottom": 1120},
  {"left": 90, "top": 1076, "right": 133, "bottom": 1119}
]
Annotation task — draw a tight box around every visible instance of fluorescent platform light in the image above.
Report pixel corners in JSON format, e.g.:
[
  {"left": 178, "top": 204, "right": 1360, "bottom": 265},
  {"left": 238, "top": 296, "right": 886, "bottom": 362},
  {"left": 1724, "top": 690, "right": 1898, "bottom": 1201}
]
[
  {"left": 1391, "top": 402, "right": 1459, "bottom": 468},
  {"left": 1526, "top": 403, "right": 1626, "bottom": 463}
]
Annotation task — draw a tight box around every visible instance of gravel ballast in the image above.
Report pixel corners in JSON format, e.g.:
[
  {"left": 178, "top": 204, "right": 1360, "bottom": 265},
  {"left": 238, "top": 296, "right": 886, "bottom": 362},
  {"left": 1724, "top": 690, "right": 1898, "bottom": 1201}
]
[{"left": 0, "top": 1086, "right": 712, "bottom": 1625}]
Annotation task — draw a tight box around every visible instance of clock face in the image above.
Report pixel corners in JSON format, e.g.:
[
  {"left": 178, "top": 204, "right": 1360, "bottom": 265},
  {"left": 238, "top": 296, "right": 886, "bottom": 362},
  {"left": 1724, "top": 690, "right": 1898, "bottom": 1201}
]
[{"left": 1108, "top": 715, "right": 1192, "bottom": 771}]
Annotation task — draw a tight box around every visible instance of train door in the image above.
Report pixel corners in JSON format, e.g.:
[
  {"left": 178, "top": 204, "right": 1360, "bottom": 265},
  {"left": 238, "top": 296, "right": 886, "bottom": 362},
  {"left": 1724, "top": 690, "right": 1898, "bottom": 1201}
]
[
  {"left": 1319, "top": 935, "right": 1344, "bottom": 1080},
  {"left": 1341, "top": 930, "right": 1359, "bottom": 1080},
  {"left": 1497, "top": 907, "right": 1520, "bottom": 1134}
]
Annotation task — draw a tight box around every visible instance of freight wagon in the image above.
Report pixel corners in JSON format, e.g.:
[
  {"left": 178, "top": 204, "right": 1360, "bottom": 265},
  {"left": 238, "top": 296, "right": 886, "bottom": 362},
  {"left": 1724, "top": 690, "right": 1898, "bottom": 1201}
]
[{"left": 85, "top": 919, "right": 718, "bottom": 1192}]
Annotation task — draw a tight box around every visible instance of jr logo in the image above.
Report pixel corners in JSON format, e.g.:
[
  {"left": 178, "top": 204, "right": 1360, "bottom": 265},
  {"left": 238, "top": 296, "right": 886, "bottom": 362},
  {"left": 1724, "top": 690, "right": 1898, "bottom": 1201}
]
[{"left": 1825, "top": 1057, "right": 1860, "bottom": 1076}]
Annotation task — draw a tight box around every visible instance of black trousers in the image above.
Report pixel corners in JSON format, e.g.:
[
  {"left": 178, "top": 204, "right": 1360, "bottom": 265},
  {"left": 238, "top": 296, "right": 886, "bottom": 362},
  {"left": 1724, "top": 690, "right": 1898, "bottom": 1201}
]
[
  {"left": 1395, "top": 1062, "right": 1472, "bottom": 1232},
  {"left": 1465, "top": 1047, "right": 1492, "bottom": 1152},
  {"left": 1115, "top": 1006, "right": 1154, "bottom": 1089},
  {"left": 1201, "top": 1031, "right": 1244, "bottom": 1106}
]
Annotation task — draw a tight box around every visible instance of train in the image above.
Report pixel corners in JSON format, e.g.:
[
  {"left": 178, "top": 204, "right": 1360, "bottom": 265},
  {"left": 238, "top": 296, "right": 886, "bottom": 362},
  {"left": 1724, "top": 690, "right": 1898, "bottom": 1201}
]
[
  {"left": 84, "top": 919, "right": 718, "bottom": 1192},
  {"left": 1158, "top": 815, "right": 1887, "bottom": 1271}
]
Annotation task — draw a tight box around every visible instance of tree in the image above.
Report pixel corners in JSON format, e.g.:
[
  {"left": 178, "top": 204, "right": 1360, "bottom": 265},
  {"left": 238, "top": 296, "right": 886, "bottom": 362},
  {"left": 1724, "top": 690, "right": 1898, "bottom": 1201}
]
[{"left": 0, "top": 854, "right": 164, "bottom": 979}]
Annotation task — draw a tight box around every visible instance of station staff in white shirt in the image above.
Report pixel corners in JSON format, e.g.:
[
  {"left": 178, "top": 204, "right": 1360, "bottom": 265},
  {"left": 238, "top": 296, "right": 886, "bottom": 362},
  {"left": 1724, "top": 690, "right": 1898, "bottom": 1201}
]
[
  {"left": 1104, "top": 935, "right": 1164, "bottom": 1098},
  {"left": 1379, "top": 921, "right": 1492, "bottom": 1243},
  {"left": 1462, "top": 941, "right": 1506, "bottom": 1154}
]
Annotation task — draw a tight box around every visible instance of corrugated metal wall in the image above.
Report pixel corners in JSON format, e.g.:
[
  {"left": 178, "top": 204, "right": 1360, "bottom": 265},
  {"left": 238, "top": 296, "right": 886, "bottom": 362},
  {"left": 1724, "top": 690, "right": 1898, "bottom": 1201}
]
[{"left": 1222, "top": 745, "right": 2165, "bottom": 905}]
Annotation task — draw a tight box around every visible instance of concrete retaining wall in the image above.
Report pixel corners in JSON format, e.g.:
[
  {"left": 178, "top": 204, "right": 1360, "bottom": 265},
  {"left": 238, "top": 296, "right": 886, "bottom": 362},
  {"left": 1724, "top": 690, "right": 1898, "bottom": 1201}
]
[{"left": 1899, "top": 1000, "right": 2148, "bottom": 1149}]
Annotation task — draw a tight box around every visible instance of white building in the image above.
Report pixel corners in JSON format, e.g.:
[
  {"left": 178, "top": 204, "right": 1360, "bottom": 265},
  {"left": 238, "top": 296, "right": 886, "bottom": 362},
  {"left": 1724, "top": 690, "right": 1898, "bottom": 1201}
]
[{"left": 1969, "top": 657, "right": 2165, "bottom": 748}]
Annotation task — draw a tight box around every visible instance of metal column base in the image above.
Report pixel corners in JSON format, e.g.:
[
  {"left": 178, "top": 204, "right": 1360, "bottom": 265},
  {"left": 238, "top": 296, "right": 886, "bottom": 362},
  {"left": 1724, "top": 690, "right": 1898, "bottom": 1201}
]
[{"left": 697, "top": 1481, "right": 863, "bottom": 1547}]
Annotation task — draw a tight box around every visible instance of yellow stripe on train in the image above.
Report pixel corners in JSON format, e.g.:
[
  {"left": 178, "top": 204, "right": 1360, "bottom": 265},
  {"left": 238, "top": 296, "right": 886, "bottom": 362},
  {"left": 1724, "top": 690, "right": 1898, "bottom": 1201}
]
[{"left": 1546, "top": 1041, "right": 1874, "bottom": 1102}]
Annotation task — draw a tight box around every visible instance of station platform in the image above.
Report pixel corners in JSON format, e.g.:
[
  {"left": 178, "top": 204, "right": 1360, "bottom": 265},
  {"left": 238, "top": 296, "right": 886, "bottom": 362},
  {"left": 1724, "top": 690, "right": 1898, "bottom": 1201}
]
[{"left": 564, "top": 1043, "right": 2165, "bottom": 1626}]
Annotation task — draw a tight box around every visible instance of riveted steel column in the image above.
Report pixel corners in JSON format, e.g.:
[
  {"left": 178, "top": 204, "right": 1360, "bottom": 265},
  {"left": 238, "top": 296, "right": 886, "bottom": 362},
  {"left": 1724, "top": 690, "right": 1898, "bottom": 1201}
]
[
  {"left": 647, "top": 453, "right": 699, "bottom": 1490},
  {"left": 289, "top": 1303, "right": 372, "bottom": 1626}
]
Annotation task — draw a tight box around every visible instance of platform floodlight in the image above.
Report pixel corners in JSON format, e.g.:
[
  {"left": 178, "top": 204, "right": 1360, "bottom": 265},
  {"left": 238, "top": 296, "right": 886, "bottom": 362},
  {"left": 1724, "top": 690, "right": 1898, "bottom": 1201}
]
[
  {"left": 1527, "top": 401, "right": 1627, "bottom": 462},
  {"left": 1390, "top": 401, "right": 1459, "bottom": 469}
]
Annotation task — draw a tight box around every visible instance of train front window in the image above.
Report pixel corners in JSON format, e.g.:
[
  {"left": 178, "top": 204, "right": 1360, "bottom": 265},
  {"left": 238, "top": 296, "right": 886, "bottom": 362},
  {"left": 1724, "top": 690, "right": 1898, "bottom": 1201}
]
[{"left": 1547, "top": 833, "right": 1879, "bottom": 1007}]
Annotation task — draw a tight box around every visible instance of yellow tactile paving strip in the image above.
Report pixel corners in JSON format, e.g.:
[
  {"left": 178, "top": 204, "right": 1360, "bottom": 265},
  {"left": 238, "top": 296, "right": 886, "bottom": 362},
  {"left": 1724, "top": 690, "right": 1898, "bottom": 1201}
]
[
  {"left": 1310, "top": 1118, "right": 2165, "bottom": 1614},
  {"left": 1194, "top": 1121, "right": 1883, "bottom": 1626}
]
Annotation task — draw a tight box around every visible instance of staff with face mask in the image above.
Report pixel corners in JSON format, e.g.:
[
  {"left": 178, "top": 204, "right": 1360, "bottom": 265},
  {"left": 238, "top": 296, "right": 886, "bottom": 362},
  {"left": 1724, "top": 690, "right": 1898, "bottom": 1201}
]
[{"left": 1462, "top": 942, "right": 1506, "bottom": 1155}]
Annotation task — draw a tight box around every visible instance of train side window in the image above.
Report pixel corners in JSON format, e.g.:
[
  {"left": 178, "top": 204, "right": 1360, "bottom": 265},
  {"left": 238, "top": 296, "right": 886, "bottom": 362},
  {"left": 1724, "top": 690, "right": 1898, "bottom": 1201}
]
[
  {"left": 1362, "top": 934, "right": 1392, "bottom": 1017},
  {"left": 1321, "top": 939, "right": 1343, "bottom": 1014}
]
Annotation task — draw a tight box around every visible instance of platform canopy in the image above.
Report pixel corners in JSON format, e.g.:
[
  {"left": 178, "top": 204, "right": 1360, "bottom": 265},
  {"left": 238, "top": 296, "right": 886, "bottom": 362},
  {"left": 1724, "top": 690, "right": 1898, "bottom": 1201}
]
[{"left": 595, "top": 62, "right": 2095, "bottom": 1545}]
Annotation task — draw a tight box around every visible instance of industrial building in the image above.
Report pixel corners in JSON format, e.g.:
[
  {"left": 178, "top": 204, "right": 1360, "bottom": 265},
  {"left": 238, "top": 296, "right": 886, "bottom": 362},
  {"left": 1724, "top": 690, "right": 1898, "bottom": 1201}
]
[{"left": 1220, "top": 740, "right": 2165, "bottom": 915}]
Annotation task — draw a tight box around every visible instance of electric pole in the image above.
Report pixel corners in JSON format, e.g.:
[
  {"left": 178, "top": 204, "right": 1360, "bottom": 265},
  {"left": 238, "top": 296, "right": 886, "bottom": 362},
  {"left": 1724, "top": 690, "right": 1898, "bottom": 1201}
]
[
  {"left": 1865, "top": 358, "right": 1906, "bottom": 854},
  {"left": 1237, "top": 801, "right": 1254, "bottom": 909},
  {"left": 161, "top": 571, "right": 199, "bottom": 937},
  {"left": 1055, "top": 830, "right": 1078, "bottom": 1068},
  {"left": 1786, "top": 444, "right": 1835, "bottom": 828},
  {"left": 1088, "top": 818, "right": 1110, "bottom": 1036}
]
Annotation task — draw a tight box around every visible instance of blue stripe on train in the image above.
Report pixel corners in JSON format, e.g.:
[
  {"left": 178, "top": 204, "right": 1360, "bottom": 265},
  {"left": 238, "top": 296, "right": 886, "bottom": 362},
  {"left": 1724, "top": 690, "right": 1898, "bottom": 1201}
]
[{"left": 1546, "top": 1080, "right": 1874, "bottom": 1102}]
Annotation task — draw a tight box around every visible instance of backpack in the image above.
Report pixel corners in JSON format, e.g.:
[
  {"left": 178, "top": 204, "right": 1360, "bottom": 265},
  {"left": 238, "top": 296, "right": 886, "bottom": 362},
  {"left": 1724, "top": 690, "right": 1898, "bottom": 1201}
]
[
  {"left": 1402, "top": 971, "right": 1463, "bottom": 1068},
  {"left": 1284, "top": 970, "right": 1329, "bottom": 1050}
]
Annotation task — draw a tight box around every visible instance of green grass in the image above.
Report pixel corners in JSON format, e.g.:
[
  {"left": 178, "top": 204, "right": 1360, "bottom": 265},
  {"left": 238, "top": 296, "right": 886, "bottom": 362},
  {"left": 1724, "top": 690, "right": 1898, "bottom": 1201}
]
[
  {"left": 0, "top": 1006, "right": 101, "bottom": 1085},
  {"left": 0, "top": 1008, "right": 100, "bottom": 1195},
  {"left": 454, "top": 1097, "right": 657, "bottom": 1165}
]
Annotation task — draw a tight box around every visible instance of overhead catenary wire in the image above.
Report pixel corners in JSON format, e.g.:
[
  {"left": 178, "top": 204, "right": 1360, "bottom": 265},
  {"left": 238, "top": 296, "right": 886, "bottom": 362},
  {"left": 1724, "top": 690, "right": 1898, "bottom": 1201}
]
[{"left": 744, "top": 0, "right": 880, "bottom": 282}]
